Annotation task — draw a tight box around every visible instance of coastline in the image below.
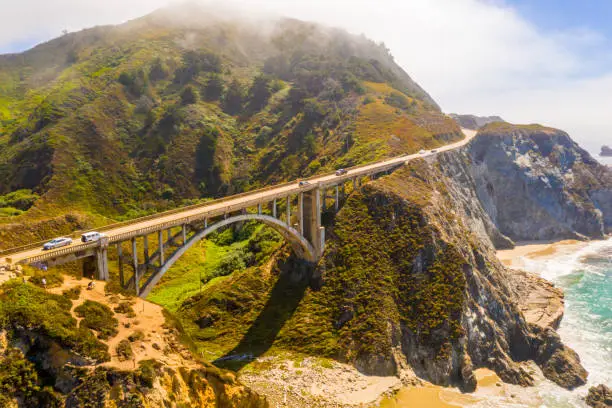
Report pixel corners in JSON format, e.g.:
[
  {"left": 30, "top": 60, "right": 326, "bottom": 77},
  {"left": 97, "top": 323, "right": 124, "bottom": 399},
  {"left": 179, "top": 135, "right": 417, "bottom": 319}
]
[
  {"left": 241, "top": 239, "right": 608, "bottom": 408},
  {"left": 496, "top": 239, "right": 589, "bottom": 268}
]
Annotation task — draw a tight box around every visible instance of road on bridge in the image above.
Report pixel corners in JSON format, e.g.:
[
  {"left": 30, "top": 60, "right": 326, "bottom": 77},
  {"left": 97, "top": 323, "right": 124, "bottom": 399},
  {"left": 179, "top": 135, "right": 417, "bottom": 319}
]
[{"left": 2, "top": 129, "right": 478, "bottom": 266}]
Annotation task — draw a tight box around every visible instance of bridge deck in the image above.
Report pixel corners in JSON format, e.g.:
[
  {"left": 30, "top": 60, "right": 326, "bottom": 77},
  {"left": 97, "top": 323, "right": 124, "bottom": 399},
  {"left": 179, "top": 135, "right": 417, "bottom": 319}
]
[{"left": 1, "top": 130, "right": 476, "bottom": 266}]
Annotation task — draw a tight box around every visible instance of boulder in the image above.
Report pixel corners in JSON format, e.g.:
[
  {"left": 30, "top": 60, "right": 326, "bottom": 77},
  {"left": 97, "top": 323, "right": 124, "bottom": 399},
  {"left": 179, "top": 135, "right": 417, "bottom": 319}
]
[{"left": 586, "top": 384, "right": 612, "bottom": 408}]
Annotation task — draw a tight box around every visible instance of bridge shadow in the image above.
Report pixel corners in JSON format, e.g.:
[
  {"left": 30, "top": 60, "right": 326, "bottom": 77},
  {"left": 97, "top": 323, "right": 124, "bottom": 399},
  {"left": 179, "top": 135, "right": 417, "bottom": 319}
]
[{"left": 213, "top": 257, "right": 313, "bottom": 371}]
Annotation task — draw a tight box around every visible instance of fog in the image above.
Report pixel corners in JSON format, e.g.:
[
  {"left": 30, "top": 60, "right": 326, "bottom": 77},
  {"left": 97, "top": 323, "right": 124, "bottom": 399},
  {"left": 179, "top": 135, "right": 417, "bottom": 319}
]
[{"left": 1, "top": 0, "right": 610, "bottom": 155}]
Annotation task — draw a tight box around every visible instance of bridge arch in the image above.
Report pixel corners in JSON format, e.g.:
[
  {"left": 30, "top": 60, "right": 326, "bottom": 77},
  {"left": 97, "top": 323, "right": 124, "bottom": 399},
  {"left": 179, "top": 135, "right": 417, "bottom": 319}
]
[{"left": 139, "top": 214, "right": 316, "bottom": 297}]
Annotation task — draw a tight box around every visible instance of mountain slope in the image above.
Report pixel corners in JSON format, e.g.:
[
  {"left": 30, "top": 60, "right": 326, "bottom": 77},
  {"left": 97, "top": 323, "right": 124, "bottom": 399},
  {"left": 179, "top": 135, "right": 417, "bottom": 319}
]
[{"left": 0, "top": 5, "right": 461, "bottom": 247}]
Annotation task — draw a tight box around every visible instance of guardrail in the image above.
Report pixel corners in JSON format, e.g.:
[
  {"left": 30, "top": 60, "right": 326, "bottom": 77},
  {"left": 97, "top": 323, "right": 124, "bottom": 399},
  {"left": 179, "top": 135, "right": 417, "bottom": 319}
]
[
  {"left": 24, "top": 241, "right": 100, "bottom": 264},
  {"left": 1, "top": 153, "right": 411, "bottom": 261}
]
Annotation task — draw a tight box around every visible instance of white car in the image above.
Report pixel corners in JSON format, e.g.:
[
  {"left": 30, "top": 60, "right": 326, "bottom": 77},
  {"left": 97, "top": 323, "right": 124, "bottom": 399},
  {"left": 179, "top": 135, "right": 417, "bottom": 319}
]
[
  {"left": 419, "top": 149, "right": 427, "bottom": 154},
  {"left": 43, "top": 237, "right": 73, "bottom": 250},
  {"left": 81, "top": 231, "right": 105, "bottom": 243}
]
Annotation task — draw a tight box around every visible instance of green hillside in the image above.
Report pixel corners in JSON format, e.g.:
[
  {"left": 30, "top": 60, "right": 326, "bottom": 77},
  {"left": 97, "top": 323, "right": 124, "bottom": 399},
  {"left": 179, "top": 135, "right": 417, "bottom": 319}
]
[{"left": 0, "top": 5, "right": 462, "bottom": 247}]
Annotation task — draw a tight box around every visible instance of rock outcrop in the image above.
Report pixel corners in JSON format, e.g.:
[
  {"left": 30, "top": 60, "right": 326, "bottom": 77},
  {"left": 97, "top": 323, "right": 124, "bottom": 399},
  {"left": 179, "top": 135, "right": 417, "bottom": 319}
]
[
  {"left": 450, "top": 114, "right": 504, "bottom": 130},
  {"left": 464, "top": 123, "right": 612, "bottom": 241},
  {"left": 274, "top": 159, "right": 587, "bottom": 391},
  {"left": 601, "top": 145, "right": 612, "bottom": 157},
  {"left": 586, "top": 384, "right": 612, "bottom": 408}
]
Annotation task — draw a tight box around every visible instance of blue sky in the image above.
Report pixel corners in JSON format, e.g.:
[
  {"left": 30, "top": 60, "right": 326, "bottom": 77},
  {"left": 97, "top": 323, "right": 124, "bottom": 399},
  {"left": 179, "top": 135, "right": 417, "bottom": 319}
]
[
  {"left": 509, "top": 0, "right": 612, "bottom": 34},
  {"left": 0, "top": 0, "right": 610, "bottom": 156}
]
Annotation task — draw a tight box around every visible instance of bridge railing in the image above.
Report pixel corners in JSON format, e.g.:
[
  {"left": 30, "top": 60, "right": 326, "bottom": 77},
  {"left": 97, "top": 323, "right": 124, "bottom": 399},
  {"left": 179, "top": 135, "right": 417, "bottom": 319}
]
[
  {"left": 25, "top": 241, "right": 100, "bottom": 264},
  {"left": 1, "top": 154, "right": 409, "bottom": 261}
]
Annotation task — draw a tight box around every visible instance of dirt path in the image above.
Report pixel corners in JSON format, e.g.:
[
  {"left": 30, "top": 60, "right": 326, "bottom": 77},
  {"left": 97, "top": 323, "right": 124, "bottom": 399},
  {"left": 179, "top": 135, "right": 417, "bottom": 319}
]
[{"left": 49, "top": 277, "right": 199, "bottom": 370}]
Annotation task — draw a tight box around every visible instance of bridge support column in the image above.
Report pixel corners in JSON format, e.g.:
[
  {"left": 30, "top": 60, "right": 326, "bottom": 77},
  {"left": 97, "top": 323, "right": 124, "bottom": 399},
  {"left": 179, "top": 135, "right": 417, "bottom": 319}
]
[
  {"left": 352, "top": 178, "right": 357, "bottom": 190},
  {"left": 132, "top": 238, "right": 139, "bottom": 296},
  {"left": 322, "top": 189, "right": 327, "bottom": 211},
  {"left": 117, "top": 244, "right": 124, "bottom": 287},
  {"left": 158, "top": 230, "right": 164, "bottom": 266},
  {"left": 273, "top": 199, "right": 277, "bottom": 218},
  {"left": 95, "top": 237, "right": 110, "bottom": 281},
  {"left": 303, "top": 188, "right": 324, "bottom": 258},
  {"left": 182, "top": 225, "right": 187, "bottom": 245},
  {"left": 286, "top": 196, "right": 291, "bottom": 225},
  {"left": 95, "top": 248, "right": 109, "bottom": 281},
  {"left": 143, "top": 235, "right": 149, "bottom": 265},
  {"left": 298, "top": 193, "right": 304, "bottom": 234},
  {"left": 258, "top": 203, "right": 262, "bottom": 215},
  {"left": 335, "top": 186, "right": 340, "bottom": 211}
]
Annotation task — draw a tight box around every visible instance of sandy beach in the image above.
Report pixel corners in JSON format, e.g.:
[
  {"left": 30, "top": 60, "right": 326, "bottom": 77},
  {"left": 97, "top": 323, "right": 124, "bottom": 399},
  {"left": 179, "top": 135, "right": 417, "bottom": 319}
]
[{"left": 497, "top": 239, "right": 588, "bottom": 268}]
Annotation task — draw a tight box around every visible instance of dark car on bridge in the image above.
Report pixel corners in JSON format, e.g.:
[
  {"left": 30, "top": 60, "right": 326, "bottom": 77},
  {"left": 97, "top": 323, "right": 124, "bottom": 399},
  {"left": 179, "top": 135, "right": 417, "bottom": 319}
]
[{"left": 335, "top": 169, "right": 348, "bottom": 176}]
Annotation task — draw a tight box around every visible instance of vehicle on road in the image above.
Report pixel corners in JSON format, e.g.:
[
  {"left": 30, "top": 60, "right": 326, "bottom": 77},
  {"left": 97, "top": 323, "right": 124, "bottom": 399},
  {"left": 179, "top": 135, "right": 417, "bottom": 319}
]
[
  {"left": 419, "top": 149, "right": 427, "bottom": 154},
  {"left": 43, "top": 237, "right": 73, "bottom": 250},
  {"left": 298, "top": 180, "right": 310, "bottom": 187},
  {"left": 431, "top": 149, "right": 438, "bottom": 153},
  {"left": 335, "top": 169, "right": 348, "bottom": 176},
  {"left": 81, "top": 231, "right": 105, "bottom": 243}
]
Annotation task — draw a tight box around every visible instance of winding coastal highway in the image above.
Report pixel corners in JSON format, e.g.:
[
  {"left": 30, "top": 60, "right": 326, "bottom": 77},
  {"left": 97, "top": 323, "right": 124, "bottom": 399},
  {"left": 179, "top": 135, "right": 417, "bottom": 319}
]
[{"left": 1, "top": 129, "right": 477, "bottom": 268}]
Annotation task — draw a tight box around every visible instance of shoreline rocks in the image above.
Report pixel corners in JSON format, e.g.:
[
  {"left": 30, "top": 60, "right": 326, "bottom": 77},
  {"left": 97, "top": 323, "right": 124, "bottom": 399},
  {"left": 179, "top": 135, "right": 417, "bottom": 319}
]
[{"left": 586, "top": 384, "right": 612, "bottom": 407}]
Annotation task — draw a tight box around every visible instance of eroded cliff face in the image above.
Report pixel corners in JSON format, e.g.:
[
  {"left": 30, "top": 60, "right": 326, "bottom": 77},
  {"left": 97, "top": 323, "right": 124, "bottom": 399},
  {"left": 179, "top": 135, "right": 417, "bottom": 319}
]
[
  {"left": 175, "top": 124, "right": 601, "bottom": 397},
  {"left": 301, "top": 160, "right": 586, "bottom": 390},
  {"left": 465, "top": 123, "right": 612, "bottom": 241}
]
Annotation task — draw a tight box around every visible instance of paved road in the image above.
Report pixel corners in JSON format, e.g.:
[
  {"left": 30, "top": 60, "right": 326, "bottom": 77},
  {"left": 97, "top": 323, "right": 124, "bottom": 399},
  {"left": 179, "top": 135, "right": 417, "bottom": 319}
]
[{"left": 2, "top": 129, "right": 478, "bottom": 266}]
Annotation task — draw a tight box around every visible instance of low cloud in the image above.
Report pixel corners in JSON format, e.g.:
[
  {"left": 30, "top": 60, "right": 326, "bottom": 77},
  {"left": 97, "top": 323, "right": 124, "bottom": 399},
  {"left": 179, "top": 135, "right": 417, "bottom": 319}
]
[{"left": 1, "top": 0, "right": 610, "bottom": 153}]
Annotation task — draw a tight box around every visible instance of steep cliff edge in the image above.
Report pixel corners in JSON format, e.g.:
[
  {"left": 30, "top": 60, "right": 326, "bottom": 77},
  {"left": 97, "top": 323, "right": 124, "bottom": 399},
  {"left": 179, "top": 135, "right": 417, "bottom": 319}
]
[
  {"left": 177, "top": 156, "right": 588, "bottom": 393},
  {"left": 465, "top": 123, "right": 612, "bottom": 241}
]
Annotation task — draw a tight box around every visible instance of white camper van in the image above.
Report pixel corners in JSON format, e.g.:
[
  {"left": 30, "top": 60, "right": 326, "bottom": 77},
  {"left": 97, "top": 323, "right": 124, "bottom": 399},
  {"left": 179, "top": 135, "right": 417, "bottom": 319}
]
[{"left": 81, "top": 231, "right": 105, "bottom": 243}]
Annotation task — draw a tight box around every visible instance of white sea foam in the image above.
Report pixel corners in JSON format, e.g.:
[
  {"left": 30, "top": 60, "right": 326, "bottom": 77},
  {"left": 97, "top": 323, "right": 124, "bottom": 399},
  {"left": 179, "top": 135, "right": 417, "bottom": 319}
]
[{"left": 514, "top": 237, "right": 612, "bottom": 407}]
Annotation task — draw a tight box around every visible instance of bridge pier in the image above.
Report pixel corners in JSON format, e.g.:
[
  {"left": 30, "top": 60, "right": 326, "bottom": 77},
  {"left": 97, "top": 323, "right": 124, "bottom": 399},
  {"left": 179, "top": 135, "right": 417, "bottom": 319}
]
[
  {"left": 132, "top": 238, "right": 139, "bottom": 296},
  {"left": 302, "top": 188, "right": 324, "bottom": 257},
  {"left": 158, "top": 230, "right": 164, "bottom": 265},
  {"left": 117, "top": 244, "right": 124, "bottom": 286},
  {"left": 143, "top": 235, "right": 149, "bottom": 264}
]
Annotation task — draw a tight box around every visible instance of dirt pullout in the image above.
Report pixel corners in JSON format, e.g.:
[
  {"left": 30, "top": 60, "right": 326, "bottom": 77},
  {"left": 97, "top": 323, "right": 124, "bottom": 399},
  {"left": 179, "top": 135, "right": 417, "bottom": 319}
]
[{"left": 48, "top": 276, "right": 198, "bottom": 370}]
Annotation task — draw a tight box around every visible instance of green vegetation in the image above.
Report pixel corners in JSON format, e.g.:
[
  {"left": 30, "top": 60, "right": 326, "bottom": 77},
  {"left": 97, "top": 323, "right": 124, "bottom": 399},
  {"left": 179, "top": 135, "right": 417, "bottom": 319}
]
[
  {"left": 148, "top": 223, "right": 282, "bottom": 311},
  {"left": 74, "top": 300, "right": 119, "bottom": 340},
  {"left": 0, "top": 282, "right": 109, "bottom": 362},
  {"left": 128, "top": 330, "right": 145, "bottom": 342},
  {"left": 114, "top": 301, "right": 136, "bottom": 317},
  {"left": 62, "top": 286, "right": 81, "bottom": 300},
  {"left": 175, "top": 161, "right": 470, "bottom": 366},
  {"left": 0, "top": 10, "right": 461, "bottom": 250},
  {"left": 116, "top": 339, "right": 134, "bottom": 361}
]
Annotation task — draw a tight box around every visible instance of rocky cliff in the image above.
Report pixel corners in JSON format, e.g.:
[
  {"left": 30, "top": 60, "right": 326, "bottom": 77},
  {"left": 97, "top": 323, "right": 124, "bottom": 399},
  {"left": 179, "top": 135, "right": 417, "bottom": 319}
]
[
  {"left": 464, "top": 123, "right": 612, "bottom": 241},
  {"left": 177, "top": 146, "right": 590, "bottom": 393},
  {"left": 601, "top": 145, "right": 612, "bottom": 157},
  {"left": 450, "top": 114, "right": 504, "bottom": 130}
]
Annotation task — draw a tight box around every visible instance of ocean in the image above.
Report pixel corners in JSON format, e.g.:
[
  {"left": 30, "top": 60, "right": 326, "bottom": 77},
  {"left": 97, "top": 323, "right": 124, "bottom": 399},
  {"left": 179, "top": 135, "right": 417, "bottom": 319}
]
[{"left": 520, "top": 238, "right": 612, "bottom": 407}]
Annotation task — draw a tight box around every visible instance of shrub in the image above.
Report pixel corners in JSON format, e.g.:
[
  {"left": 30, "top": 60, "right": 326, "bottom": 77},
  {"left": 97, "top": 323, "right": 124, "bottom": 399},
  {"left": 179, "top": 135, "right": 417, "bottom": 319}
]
[
  {"left": 137, "top": 360, "right": 162, "bottom": 388},
  {"left": 222, "top": 79, "right": 245, "bottom": 115},
  {"left": 204, "top": 74, "right": 224, "bottom": 101},
  {"left": 0, "top": 282, "right": 109, "bottom": 362},
  {"left": 128, "top": 330, "right": 145, "bottom": 342},
  {"left": 29, "top": 270, "right": 64, "bottom": 288},
  {"left": 116, "top": 340, "right": 133, "bottom": 362},
  {"left": 363, "top": 96, "right": 375, "bottom": 105},
  {"left": 180, "top": 86, "right": 199, "bottom": 106},
  {"left": 0, "top": 189, "right": 39, "bottom": 210},
  {"left": 75, "top": 300, "right": 119, "bottom": 340},
  {"left": 385, "top": 92, "right": 412, "bottom": 111},
  {"left": 62, "top": 287, "right": 81, "bottom": 300},
  {"left": 114, "top": 302, "right": 136, "bottom": 318}
]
